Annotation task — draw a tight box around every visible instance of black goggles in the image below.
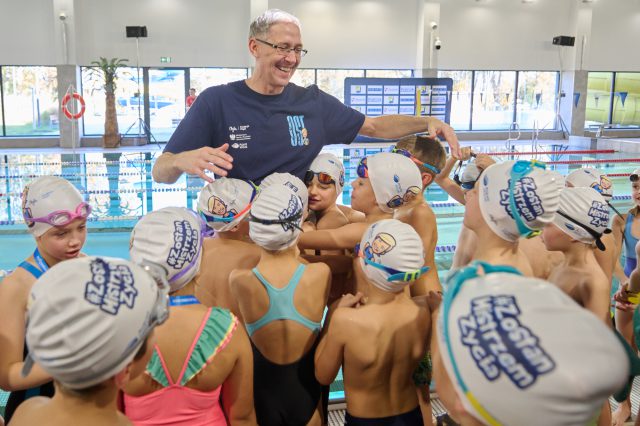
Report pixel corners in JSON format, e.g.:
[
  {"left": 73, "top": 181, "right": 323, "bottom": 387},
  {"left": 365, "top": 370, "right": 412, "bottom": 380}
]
[
  {"left": 630, "top": 174, "right": 639, "bottom": 182},
  {"left": 249, "top": 210, "right": 304, "bottom": 232},
  {"left": 556, "top": 210, "right": 611, "bottom": 251}
]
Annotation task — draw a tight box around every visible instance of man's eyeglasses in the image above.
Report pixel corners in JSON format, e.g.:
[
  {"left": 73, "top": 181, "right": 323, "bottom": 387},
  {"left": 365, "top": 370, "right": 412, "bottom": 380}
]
[
  {"left": 304, "top": 171, "right": 335, "bottom": 186},
  {"left": 391, "top": 147, "right": 441, "bottom": 175},
  {"left": 255, "top": 38, "right": 308, "bottom": 57}
]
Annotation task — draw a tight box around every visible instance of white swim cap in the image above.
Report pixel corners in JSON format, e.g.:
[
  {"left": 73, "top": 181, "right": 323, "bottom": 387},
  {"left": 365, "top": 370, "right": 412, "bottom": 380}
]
[
  {"left": 357, "top": 219, "right": 427, "bottom": 293},
  {"left": 23, "top": 256, "right": 169, "bottom": 389},
  {"left": 306, "top": 152, "right": 345, "bottom": 195},
  {"left": 197, "top": 178, "right": 258, "bottom": 232},
  {"left": 478, "top": 160, "right": 564, "bottom": 241},
  {"left": 130, "top": 207, "right": 204, "bottom": 292},
  {"left": 21, "top": 176, "right": 86, "bottom": 237},
  {"left": 249, "top": 184, "right": 304, "bottom": 251},
  {"left": 438, "top": 261, "right": 629, "bottom": 426},
  {"left": 261, "top": 172, "right": 309, "bottom": 212},
  {"left": 552, "top": 187, "right": 611, "bottom": 250},
  {"left": 366, "top": 152, "right": 423, "bottom": 213},
  {"left": 566, "top": 167, "right": 613, "bottom": 199}
]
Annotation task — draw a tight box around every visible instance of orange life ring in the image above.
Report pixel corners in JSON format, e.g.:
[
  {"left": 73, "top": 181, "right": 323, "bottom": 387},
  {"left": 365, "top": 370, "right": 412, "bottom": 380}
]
[{"left": 61, "top": 93, "right": 86, "bottom": 120}]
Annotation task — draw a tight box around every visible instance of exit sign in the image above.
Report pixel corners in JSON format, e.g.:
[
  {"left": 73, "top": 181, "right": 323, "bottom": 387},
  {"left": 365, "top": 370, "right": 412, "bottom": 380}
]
[{"left": 160, "top": 56, "right": 172, "bottom": 63}]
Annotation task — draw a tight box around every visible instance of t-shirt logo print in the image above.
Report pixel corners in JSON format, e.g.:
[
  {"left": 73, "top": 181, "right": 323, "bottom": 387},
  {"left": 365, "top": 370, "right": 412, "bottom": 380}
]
[
  {"left": 84, "top": 258, "right": 138, "bottom": 315},
  {"left": 167, "top": 220, "right": 199, "bottom": 270},
  {"left": 457, "top": 295, "right": 556, "bottom": 389},
  {"left": 287, "top": 115, "right": 309, "bottom": 147}
]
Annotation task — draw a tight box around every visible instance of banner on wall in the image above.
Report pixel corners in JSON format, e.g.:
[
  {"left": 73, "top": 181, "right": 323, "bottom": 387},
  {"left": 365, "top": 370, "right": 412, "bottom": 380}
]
[
  {"left": 344, "top": 77, "right": 453, "bottom": 142},
  {"left": 574, "top": 92, "right": 581, "bottom": 108}
]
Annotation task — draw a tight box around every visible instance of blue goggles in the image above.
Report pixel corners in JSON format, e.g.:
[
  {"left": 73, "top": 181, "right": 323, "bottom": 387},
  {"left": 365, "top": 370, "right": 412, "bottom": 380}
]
[
  {"left": 508, "top": 160, "right": 546, "bottom": 239},
  {"left": 356, "top": 157, "right": 369, "bottom": 179},
  {"left": 441, "top": 261, "right": 523, "bottom": 426},
  {"left": 391, "top": 147, "right": 441, "bottom": 175},
  {"left": 355, "top": 243, "right": 429, "bottom": 282}
]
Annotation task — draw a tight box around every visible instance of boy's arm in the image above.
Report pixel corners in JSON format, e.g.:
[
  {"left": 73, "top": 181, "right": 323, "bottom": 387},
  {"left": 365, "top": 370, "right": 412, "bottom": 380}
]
[
  {"left": 406, "top": 206, "right": 442, "bottom": 295},
  {"left": 580, "top": 278, "right": 612, "bottom": 324},
  {"left": 337, "top": 204, "right": 366, "bottom": 223},
  {"left": 298, "top": 223, "right": 368, "bottom": 251},
  {"left": 434, "top": 156, "right": 466, "bottom": 205},
  {"left": 315, "top": 309, "right": 348, "bottom": 385}
]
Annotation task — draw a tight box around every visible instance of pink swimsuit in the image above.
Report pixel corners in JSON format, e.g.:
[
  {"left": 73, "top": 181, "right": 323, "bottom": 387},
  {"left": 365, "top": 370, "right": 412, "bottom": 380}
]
[{"left": 124, "top": 307, "right": 238, "bottom": 426}]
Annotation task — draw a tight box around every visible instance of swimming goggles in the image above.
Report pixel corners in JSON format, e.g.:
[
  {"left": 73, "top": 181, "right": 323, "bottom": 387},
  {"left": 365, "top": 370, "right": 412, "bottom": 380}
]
[
  {"left": 356, "top": 157, "right": 369, "bottom": 179},
  {"left": 198, "top": 180, "right": 259, "bottom": 223},
  {"left": 391, "top": 147, "right": 441, "bottom": 175},
  {"left": 556, "top": 210, "right": 611, "bottom": 251},
  {"left": 249, "top": 209, "right": 305, "bottom": 232},
  {"left": 25, "top": 202, "right": 92, "bottom": 227},
  {"left": 508, "top": 160, "right": 546, "bottom": 239},
  {"left": 304, "top": 171, "right": 336, "bottom": 186},
  {"left": 452, "top": 154, "right": 479, "bottom": 190},
  {"left": 441, "top": 261, "right": 523, "bottom": 426},
  {"left": 355, "top": 244, "right": 429, "bottom": 282}
]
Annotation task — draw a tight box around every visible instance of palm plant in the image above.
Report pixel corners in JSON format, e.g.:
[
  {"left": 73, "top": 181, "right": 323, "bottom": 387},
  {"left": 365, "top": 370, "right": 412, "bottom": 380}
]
[{"left": 88, "top": 57, "right": 128, "bottom": 148}]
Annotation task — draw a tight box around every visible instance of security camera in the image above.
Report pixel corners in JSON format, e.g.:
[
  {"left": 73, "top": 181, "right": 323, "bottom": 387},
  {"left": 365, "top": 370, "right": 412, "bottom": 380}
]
[
  {"left": 434, "top": 37, "right": 442, "bottom": 50},
  {"left": 430, "top": 21, "right": 438, "bottom": 30},
  {"left": 59, "top": 12, "right": 67, "bottom": 21}
]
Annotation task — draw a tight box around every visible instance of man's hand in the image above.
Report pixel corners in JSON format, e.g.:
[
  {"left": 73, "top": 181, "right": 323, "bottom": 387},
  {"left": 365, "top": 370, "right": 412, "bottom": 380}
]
[
  {"left": 172, "top": 144, "right": 234, "bottom": 183},
  {"left": 427, "top": 117, "right": 461, "bottom": 159}
]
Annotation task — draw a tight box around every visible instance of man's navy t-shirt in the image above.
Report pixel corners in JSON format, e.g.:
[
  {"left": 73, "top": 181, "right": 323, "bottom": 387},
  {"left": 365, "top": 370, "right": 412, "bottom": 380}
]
[{"left": 164, "top": 80, "right": 365, "bottom": 183}]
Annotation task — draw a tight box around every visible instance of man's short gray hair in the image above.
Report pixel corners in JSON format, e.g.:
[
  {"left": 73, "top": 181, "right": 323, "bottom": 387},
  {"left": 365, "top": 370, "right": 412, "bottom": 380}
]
[{"left": 249, "top": 9, "right": 301, "bottom": 39}]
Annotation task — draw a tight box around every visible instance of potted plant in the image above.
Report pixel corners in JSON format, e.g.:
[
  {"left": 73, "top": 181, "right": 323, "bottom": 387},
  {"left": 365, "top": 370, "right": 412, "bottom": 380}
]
[{"left": 88, "top": 57, "right": 128, "bottom": 148}]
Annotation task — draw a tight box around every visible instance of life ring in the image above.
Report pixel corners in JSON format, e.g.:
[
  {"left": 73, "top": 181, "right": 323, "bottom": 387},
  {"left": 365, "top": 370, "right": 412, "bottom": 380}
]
[{"left": 61, "top": 93, "right": 86, "bottom": 120}]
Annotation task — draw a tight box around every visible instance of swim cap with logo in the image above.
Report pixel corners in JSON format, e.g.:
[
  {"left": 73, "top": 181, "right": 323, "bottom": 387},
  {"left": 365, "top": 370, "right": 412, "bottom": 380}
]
[{"left": 367, "top": 152, "right": 423, "bottom": 213}]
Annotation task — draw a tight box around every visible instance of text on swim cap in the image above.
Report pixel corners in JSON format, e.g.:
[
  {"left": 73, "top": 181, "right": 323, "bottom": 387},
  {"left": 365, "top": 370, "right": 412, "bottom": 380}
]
[
  {"left": 85, "top": 258, "right": 139, "bottom": 315},
  {"left": 588, "top": 201, "right": 609, "bottom": 229},
  {"left": 458, "top": 295, "right": 555, "bottom": 389},
  {"left": 167, "top": 220, "right": 199, "bottom": 270},
  {"left": 499, "top": 177, "right": 545, "bottom": 223}
]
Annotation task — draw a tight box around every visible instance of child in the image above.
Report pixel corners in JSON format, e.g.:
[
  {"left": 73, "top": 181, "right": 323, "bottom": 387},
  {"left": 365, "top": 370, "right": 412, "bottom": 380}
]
[
  {"left": 0, "top": 176, "right": 91, "bottom": 422},
  {"left": 315, "top": 219, "right": 430, "bottom": 424},
  {"left": 298, "top": 152, "right": 423, "bottom": 295},
  {"left": 542, "top": 187, "right": 611, "bottom": 322},
  {"left": 304, "top": 152, "right": 349, "bottom": 233},
  {"left": 230, "top": 184, "right": 331, "bottom": 426},
  {"left": 196, "top": 178, "right": 262, "bottom": 316},
  {"left": 462, "top": 160, "right": 563, "bottom": 276},
  {"left": 124, "top": 207, "right": 256, "bottom": 425},
  {"left": 566, "top": 167, "right": 619, "bottom": 283},
  {"left": 9, "top": 256, "right": 166, "bottom": 426},
  {"left": 432, "top": 261, "right": 629, "bottom": 426},
  {"left": 391, "top": 134, "right": 447, "bottom": 297}
]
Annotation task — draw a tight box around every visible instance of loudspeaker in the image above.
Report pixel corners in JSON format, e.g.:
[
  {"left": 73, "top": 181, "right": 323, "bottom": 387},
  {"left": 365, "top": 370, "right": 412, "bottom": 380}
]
[
  {"left": 126, "top": 26, "right": 148, "bottom": 38},
  {"left": 552, "top": 35, "right": 575, "bottom": 46}
]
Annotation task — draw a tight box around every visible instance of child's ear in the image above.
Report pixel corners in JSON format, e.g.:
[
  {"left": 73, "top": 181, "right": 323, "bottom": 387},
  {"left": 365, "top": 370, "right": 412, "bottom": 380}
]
[
  {"left": 421, "top": 173, "right": 433, "bottom": 188},
  {"left": 114, "top": 363, "right": 134, "bottom": 388}
]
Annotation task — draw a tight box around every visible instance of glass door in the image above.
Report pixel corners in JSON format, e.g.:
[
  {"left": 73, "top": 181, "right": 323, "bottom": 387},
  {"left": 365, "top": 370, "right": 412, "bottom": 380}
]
[{"left": 148, "top": 68, "right": 186, "bottom": 142}]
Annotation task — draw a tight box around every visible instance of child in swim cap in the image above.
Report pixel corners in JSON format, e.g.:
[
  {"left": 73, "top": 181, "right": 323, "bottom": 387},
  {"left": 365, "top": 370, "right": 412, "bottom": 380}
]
[
  {"left": 196, "top": 178, "right": 261, "bottom": 314},
  {"left": 315, "top": 219, "right": 430, "bottom": 425},
  {"left": 462, "top": 160, "right": 563, "bottom": 276},
  {"left": 125, "top": 206, "right": 256, "bottom": 425},
  {"left": 0, "top": 176, "right": 92, "bottom": 422},
  {"left": 230, "top": 183, "right": 331, "bottom": 425},
  {"left": 10, "top": 256, "right": 166, "bottom": 426}
]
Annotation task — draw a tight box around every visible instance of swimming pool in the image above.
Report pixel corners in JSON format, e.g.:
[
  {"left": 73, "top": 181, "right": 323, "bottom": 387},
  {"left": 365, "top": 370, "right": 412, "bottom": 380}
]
[{"left": 1, "top": 139, "right": 639, "bottom": 405}]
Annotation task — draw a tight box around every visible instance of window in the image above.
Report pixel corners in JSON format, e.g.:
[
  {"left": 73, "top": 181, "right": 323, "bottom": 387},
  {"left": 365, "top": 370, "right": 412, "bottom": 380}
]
[
  {"left": 2, "top": 66, "right": 59, "bottom": 136},
  {"left": 585, "top": 72, "right": 613, "bottom": 129},
  {"left": 81, "top": 66, "right": 140, "bottom": 136},
  {"left": 516, "top": 71, "right": 558, "bottom": 130},
  {"left": 316, "top": 69, "right": 365, "bottom": 102},
  {"left": 612, "top": 72, "right": 640, "bottom": 128},
  {"left": 438, "top": 70, "right": 472, "bottom": 131},
  {"left": 290, "top": 69, "right": 316, "bottom": 87},
  {"left": 365, "top": 70, "right": 413, "bottom": 78},
  {"left": 472, "top": 71, "right": 517, "bottom": 130},
  {"left": 189, "top": 68, "right": 248, "bottom": 93}
]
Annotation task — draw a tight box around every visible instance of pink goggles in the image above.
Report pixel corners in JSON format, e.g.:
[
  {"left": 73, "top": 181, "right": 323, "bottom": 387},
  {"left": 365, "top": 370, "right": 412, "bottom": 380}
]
[{"left": 25, "top": 202, "right": 92, "bottom": 227}]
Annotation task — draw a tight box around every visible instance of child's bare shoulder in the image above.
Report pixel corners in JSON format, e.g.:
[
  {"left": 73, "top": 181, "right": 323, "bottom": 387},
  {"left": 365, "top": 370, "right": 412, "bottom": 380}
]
[{"left": 317, "top": 209, "right": 349, "bottom": 230}]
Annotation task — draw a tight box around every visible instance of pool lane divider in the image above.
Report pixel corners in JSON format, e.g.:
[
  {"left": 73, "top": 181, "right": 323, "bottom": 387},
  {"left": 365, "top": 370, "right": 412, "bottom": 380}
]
[{"left": 485, "top": 149, "right": 615, "bottom": 156}]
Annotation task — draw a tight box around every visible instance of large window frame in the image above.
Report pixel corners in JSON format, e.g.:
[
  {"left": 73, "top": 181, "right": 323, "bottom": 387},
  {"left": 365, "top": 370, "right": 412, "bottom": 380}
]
[{"left": 586, "top": 71, "right": 640, "bottom": 130}]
